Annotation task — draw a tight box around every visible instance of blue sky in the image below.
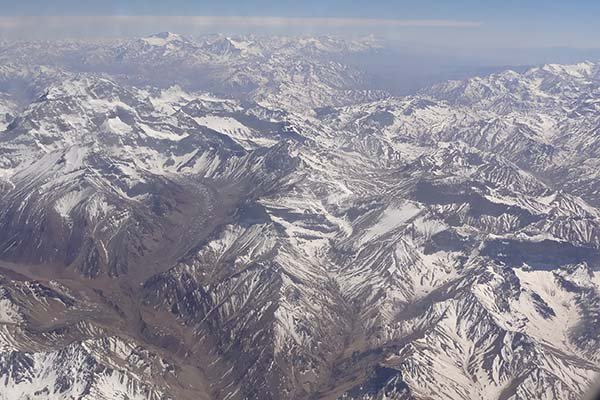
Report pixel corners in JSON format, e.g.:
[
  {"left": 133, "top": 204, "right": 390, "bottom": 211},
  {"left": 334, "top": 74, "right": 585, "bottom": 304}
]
[
  {"left": 0, "top": 0, "right": 599, "bottom": 49},
  {"left": 1, "top": 0, "right": 598, "bottom": 21}
]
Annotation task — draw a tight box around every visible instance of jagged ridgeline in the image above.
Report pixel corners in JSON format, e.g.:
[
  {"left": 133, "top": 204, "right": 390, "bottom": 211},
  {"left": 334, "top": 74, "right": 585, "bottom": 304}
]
[{"left": 0, "top": 34, "right": 599, "bottom": 399}]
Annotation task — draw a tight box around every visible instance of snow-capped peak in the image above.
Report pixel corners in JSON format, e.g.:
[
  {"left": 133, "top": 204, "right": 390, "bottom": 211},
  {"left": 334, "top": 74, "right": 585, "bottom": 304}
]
[{"left": 141, "top": 31, "right": 185, "bottom": 46}]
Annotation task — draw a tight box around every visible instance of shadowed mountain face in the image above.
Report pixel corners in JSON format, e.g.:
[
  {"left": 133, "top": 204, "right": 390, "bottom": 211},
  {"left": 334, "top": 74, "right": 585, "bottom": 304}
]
[{"left": 0, "top": 34, "right": 599, "bottom": 400}]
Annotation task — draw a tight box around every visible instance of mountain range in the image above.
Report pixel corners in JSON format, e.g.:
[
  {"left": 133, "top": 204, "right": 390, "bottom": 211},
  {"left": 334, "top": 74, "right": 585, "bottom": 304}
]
[{"left": 0, "top": 33, "right": 598, "bottom": 400}]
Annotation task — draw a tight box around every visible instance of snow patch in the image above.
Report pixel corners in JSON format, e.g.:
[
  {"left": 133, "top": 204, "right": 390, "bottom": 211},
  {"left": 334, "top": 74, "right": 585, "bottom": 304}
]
[{"left": 360, "top": 202, "right": 422, "bottom": 244}]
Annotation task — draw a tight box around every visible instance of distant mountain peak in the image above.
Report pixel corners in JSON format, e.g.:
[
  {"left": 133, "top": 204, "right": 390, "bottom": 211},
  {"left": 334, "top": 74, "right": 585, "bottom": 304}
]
[{"left": 141, "top": 31, "right": 185, "bottom": 46}]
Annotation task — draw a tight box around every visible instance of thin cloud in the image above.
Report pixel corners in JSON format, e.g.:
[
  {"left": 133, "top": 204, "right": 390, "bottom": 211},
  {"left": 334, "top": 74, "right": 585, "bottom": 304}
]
[
  {"left": 116, "top": 16, "right": 483, "bottom": 28},
  {"left": 0, "top": 16, "right": 482, "bottom": 39}
]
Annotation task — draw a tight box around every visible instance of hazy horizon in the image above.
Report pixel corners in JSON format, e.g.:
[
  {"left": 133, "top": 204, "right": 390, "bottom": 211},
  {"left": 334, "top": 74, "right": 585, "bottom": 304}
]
[
  {"left": 2, "top": 0, "right": 600, "bottom": 84},
  {"left": 1, "top": 0, "right": 600, "bottom": 52},
  {"left": 1, "top": 24, "right": 599, "bottom": 96}
]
